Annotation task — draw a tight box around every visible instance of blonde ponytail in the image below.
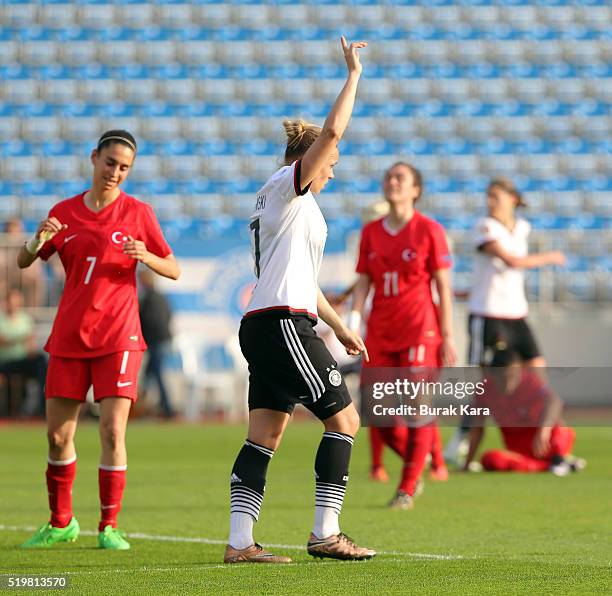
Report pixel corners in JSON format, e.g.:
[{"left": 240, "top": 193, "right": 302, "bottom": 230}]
[{"left": 283, "top": 119, "right": 321, "bottom": 165}]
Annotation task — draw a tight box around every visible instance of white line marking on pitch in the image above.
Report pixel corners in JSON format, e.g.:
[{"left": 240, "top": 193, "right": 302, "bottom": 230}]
[{"left": 0, "top": 524, "right": 464, "bottom": 561}]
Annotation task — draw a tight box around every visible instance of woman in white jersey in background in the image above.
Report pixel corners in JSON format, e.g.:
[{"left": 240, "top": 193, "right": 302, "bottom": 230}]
[
  {"left": 223, "top": 37, "right": 375, "bottom": 564},
  {"left": 445, "top": 178, "right": 566, "bottom": 464}
]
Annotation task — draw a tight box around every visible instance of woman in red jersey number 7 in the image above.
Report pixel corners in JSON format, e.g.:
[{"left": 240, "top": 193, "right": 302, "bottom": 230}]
[
  {"left": 18, "top": 130, "right": 180, "bottom": 550},
  {"left": 225, "top": 37, "right": 375, "bottom": 564}
]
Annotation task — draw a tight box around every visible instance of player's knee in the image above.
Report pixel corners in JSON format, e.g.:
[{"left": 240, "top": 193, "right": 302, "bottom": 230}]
[
  {"left": 248, "top": 428, "right": 285, "bottom": 451},
  {"left": 261, "top": 431, "right": 284, "bottom": 451},
  {"left": 324, "top": 405, "right": 360, "bottom": 436},
  {"left": 100, "top": 422, "right": 125, "bottom": 451},
  {"left": 47, "top": 429, "right": 72, "bottom": 451}
]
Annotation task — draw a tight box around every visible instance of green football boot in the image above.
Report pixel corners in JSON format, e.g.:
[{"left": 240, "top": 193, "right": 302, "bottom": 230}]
[
  {"left": 98, "top": 525, "right": 131, "bottom": 550},
  {"left": 21, "top": 517, "right": 80, "bottom": 548}
]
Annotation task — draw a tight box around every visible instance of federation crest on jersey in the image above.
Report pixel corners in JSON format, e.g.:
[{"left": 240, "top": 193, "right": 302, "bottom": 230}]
[
  {"left": 402, "top": 248, "right": 417, "bottom": 262},
  {"left": 111, "top": 231, "right": 129, "bottom": 245},
  {"left": 329, "top": 369, "right": 342, "bottom": 387}
]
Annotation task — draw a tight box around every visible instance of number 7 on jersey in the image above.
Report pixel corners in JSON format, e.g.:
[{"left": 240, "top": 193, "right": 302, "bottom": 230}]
[{"left": 84, "top": 256, "right": 97, "bottom": 285}]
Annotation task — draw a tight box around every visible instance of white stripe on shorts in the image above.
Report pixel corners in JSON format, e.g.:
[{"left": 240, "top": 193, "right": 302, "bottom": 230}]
[
  {"left": 285, "top": 319, "right": 326, "bottom": 398},
  {"left": 119, "top": 350, "right": 130, "bottom": 375},
  {"left": 469, "top": 316, "right": 484, "bottom": 365},
  {"left": 416, "top": 344, "right": 425, "bottom": 364},
  {"left": 280, "top": 319, "right": 325, "bottom": 402}
]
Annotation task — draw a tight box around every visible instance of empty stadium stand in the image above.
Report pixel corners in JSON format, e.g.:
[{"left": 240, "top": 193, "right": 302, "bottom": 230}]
[{"left": 0, "top": 0, "right": 610, "bottom": 301}]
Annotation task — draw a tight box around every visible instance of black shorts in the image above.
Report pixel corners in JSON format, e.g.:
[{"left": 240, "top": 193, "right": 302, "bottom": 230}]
[
  {"left": 238, "top": 315, "right": 352, "bottom": 420},
  {"left": 468, "top": 314, "right": 541, "bottom": 365}
]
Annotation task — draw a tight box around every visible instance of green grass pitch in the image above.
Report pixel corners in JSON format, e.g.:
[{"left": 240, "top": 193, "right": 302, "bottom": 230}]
[{"left": 1, "top": 421, "right": 610, "bottom": 594}]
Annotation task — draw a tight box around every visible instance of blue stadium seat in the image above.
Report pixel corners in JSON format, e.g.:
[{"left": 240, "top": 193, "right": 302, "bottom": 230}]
[
  {"left": 0, "top": 196, "right": 20, "bottom": 219},
  {"left": 1, "top": 3, "right": 37, "bottom": 27},
  {"left": 115, "top": 3, "right": 155, "bottom": 28},
  {"left": 76, "top": 4, "right": 116, "bottom": 30},
  {"left": 41, "top": 155, "right": 85, "bottom": 182},
  {"left": 139, "top": 40, "right": 177, "bottom": 66},
  {"left": 156, "top": 3, "right": 193, "bottom": 29},
  {"left": 192, "top": 3, "right": 232, "bottom": 28},
  {"left": 19, "top": 195, "right": 60, "bottom": 220},
  {"left": 187, "top": 194, "right": 225, "bottom": 219},
  {"left": 0, "top": 41, "right": 19, "bottom": 63},
  {"left": 2, "top": 156, "right": 40, "bottom": 182},
  {"left": 0, "top": 117, "right": 20, "bottom": 143},
  {"left": 163, "top": 155, "right": 204, "bottom": 181}
]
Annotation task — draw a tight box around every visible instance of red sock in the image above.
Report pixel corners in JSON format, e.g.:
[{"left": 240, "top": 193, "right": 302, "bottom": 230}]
[
  {"left": 369, "top": 427, "right": 386, "bottom": 469},
  {"left": 430, "top": 423, "right": 445, "bottom": 470},
  {"left": 398, "top": 424, "right": 433, "bottom": 495},
  {"left": 378, "top": 426, "right": 409, "bottom": 458},
  {"left": 98, "top": 466, "right": 127, "bottom": 532},
  {"left": 46, "top": 458, "right": 76, "bottom": 528},
  {"left": 481, "top": 449, "right": 548, "bottom": 472}
]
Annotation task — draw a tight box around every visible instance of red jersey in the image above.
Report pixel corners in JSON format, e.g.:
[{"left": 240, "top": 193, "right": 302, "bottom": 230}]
[
  {"left": 356, "top": 212, "right": 451, "bottom": 353},
  {"left": 38, "top": 191, "right": 172, "bottom": 358},
  {"left": 478, "top": 369, "right": 550, "bottom": 443}
]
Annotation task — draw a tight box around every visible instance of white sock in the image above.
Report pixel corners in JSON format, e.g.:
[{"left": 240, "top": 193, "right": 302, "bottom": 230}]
[
  {"left": 313, "top": 506, "right": 340, "bottom": 540},
  {"left": 229, "top": 512, "right": 254, "bottom": 550}
]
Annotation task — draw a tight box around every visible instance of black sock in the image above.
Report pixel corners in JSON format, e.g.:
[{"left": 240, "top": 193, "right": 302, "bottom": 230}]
[
  {"left": 230, "top": 439, "right": 274, "bottom": 522},
  {"left": 314, "top": 432, "right": 354, "bottom": 515}
]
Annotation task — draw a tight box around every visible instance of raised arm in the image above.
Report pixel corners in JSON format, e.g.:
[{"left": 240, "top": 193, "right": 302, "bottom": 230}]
[
  {"left": 481, "top": 241, "right": 566, "bottom": 270},
  {"left": 298, "top": 37, "right": 367, "bottom": 190}
]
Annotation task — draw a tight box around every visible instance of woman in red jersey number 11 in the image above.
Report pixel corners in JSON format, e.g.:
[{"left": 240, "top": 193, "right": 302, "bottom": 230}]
[
  {"left": 18, "top": 130, "right": 180, "bottom": 550},
  {"left": 351, "top": 162, "right": 457, "bottom": 510}
]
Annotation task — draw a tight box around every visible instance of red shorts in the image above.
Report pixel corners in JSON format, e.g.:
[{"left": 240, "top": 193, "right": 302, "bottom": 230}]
[
  {"left": 363, "top": 342, "right": 442, "bottom": 368},
  {"left": 45, "top": 351, "right": 144, "bottom": 402},
  {"left": 503, "top": 426, "right": 575, "bottom": 460}
]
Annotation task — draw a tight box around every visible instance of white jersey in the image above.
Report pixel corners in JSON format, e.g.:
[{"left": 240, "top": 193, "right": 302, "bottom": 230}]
[
  {"left": 468, "top": 216, "right": 530, "bottom": 319},
  {"left": 244, "top": 160, "right": 327, "bottom": 321}
]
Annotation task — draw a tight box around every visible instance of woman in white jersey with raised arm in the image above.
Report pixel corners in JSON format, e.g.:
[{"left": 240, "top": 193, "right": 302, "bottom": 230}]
[
  {"left": 445, "top": 178, "right": 566, "bottom": 464},
  {"left": 223, "top": 37, "right": 375, "bottom": 564}
]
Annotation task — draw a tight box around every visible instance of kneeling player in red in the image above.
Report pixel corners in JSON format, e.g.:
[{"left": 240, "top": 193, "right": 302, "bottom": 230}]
[
  {"left": 18, "top": 130, "right": 180, "bottom": 549},
  {"left": 351, "top": 162, "right": 457, "bottom": 509},
  {"left": 463, "top": 349, "right": 585, "bottom": 476}
]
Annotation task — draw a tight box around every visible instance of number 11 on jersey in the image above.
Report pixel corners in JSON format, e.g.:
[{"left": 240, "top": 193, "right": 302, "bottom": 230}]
[
  {"left": 383, "top": 271, "right": 399, "bottom": 296},
  {"left": 84, "top": 256, "right": 97, "bottom": 285}
]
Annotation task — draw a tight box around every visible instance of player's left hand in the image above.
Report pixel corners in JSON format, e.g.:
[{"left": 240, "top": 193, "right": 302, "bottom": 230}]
[
  {"left": 335, "top": 326, "right": 369, "bottom": 362},
  {"left": 441, "top": 336, "right": 457, "bottom": 367},
  {"left": 533, "top": 426, "right": 552, "bottom": 458},
  {"left": 123, "top": 236, "right": 150, "bottom": 264}
]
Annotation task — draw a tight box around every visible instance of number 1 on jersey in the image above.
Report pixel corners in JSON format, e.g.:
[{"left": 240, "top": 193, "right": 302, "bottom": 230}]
[
  {"left": 383, "top": 271, "right": 399, "bottom": 296},
  {"left": 84, "top": 256, "right": 97, "bottom": 285}
]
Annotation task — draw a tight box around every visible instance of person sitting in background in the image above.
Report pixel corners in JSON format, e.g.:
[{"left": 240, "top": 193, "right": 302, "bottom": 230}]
[
  {"left": 0, "top": 287, "right": 47, "bottom": 417},
  {"left": 138, "top": 268, "right": 176, "bottom": 418},
  {"left": 0, "top": 219, "right": 45, "bottom": 308},
  {"left": 463, "top": 348, "right": 585, "bottom": 476}
]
